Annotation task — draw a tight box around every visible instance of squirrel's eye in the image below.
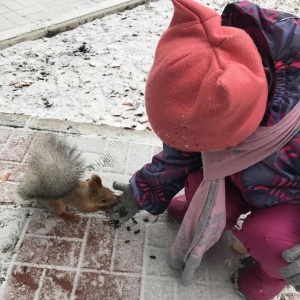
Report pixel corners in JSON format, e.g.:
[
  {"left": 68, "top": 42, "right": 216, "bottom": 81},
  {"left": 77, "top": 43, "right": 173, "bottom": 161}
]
[{"left": 102, "top": 199, "right": 107, "bottom": 203}]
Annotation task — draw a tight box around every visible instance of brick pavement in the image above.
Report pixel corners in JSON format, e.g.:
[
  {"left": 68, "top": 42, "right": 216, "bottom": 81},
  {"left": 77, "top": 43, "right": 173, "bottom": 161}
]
[{"left": 0, "top": 124, "right": 251, "bottom": 300}]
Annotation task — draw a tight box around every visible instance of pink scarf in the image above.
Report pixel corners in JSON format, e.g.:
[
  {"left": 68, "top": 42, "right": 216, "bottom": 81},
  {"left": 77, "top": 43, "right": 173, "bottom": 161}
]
[{"left": 170, "top": 101, "right": 300, "bottom": 284}]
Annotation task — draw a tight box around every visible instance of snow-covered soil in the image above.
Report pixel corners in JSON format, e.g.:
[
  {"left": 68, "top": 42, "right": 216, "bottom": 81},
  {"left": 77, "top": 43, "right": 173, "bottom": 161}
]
[{"left": 0, "top": 0, "right": 298, "bottom": 130}]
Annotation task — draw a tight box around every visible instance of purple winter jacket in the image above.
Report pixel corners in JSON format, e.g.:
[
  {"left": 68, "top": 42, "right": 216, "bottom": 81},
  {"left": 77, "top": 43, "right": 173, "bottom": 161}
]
[{"left": 130, "top": 1, "right": 300, "bottom": 214}]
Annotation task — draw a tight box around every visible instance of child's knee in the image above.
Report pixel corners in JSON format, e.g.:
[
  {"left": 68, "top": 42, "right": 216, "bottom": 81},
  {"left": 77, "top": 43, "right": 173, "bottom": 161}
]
[{"left": 233, "top": 212, "right": 299, "bottom": 278}]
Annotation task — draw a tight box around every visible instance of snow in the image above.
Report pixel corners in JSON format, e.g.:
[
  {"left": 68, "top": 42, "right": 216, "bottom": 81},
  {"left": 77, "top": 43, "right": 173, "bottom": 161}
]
[{"left": 0, "top": 0, "right": 298, "bottom": 131}]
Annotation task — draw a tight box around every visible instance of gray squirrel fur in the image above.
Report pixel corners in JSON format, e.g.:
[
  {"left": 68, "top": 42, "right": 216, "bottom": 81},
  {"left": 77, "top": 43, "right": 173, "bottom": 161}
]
[{"left": 18, "top": 134, "right": 85, "bottom": 201}]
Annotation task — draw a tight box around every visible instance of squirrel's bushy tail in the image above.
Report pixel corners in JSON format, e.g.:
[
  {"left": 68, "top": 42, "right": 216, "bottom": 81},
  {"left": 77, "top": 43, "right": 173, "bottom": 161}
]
[{"left": 18, "top": 134, "right": 85, "bottom": 200}]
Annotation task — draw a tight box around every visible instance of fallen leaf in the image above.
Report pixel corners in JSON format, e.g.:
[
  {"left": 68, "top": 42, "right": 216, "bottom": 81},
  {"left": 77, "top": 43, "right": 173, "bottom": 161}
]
[
  {"left": 0, "top": 173, "right": 10, "bottom": 184},
  {"left": 123, "top": 100, "right": 133, "bottom": 106}
]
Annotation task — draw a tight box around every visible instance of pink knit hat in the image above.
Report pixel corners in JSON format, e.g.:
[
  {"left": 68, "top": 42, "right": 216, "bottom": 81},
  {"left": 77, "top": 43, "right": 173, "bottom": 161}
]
[{"left": 145, "top": 0, "right": 268, "bottom": 152}]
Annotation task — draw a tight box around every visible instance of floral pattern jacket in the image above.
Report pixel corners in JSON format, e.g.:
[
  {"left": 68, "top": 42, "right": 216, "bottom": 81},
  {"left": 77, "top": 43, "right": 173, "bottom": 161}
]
[{"left": 130, "top": 1, "right": 300, "bottom": 214}]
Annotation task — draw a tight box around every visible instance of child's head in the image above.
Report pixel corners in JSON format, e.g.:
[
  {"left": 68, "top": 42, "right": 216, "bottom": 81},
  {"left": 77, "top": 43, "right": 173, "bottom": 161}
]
[{"left": 145, "top": 0, "right": 268, "bottom": 152}]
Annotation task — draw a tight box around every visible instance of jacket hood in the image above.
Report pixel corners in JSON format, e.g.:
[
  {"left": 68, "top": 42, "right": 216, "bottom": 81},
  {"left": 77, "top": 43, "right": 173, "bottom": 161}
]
[{"left": 222, "top": 1, "right": 300, "bottom": 100}]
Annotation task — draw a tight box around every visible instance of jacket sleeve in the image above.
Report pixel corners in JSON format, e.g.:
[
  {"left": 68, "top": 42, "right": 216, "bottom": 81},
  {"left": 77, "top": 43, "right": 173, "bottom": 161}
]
[{"left": 129, "top": 143, "right": 202, "bottom": 215}]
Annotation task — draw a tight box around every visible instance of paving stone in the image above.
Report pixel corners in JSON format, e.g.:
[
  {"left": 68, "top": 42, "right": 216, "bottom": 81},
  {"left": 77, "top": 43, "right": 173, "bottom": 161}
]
[
  {"left": 81, "top": 217, "right": 115, "bottom": 270},
  {"left": 72, "top": 1, "right": 99, "bottom": 10},
  {"left": 29, "top": 0, "right": 53, "bottom": 4},
  {"left": 39, "top": 269, "right": 76, "bottom": 299},
  {"left": 75, "top": 272, "right": 141, "bottom": 300},
  {"left": 0, "top": 182, "right": 19, "bottom": 203},
  {"left": 0, "top": 4, "right": 10, "bottom": 14},
  {"left": 142, "top": 277, "right": 176, "bottom": 300},
  {"left": 1, "top": 116, "right": 300, "bottom": 300},
  {"left": 0, "top": 15, "right": 15, "bottom": 30},
  {"left": 11, "top": 0, "right": 36, "bottom": 8},
  {"left": 147, "top": 221, "right": 180, "bottom": 249},
  {"left": 97, "top": 139, "right": 129, "bottom": 174},
  {"left": 26, "top": 212, "right": 89, "bottom": 239},
  {"left": 176, "top": 282, "right": 210, "bottom": 300},
  {"left": 204, "top": 230, "right": 243, "bottom": 283},
  {"left": 0, "top": 206, "right": 29, "bottom": 291},
  {"left": 15, "top": 6, "right": 45, "bottom": 17},
  {"left": 0, "top": 162, "right": 27, "bottom": 182},
  {"left": 0, "top": 130, "right": 35, "bottom": 163},
  {"left": 3, "top": 12, "right": 30, "bottom": 26},
  {"left": 125, "top": 142, "right": 152, "bottom": 175},
  {"left": 0, "top": 127, "right": 13, "bottom": 143},
  {"left": 62, "top": 0, "right": 89, "bottom": 4},
  {"left": 15, "top": 236, "right": 81, "bottom": 267},
  {"left": 41, "top": 3, "right": 65, "bottom": 15},
  {"left": 66, "top": 134, "right": 107, "bottom": 154},
  {"left": 2, "top": 265, "right": 43, "bottom": 300},
  {"left": 145, "top": 245, "right": 181, "bottom": 278},
  {"left": 22, "top": 11, "right": 50, "bottom": 22},
  {"left": 51, "top": 1, "right": 76, "bottom": 12},
  {"left": 0, "top": 0, "right": 23, "bottom": 11},
  {"left": 204, "top": 284, "right": 242, "bottom": 300},
  {"left": 112, "top": 221, "right": 145, "bottom": 273}
]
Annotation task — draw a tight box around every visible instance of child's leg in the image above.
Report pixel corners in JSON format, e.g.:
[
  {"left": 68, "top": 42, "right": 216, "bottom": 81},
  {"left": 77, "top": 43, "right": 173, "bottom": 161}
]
[
  {"left": 233, "top": 203, "right": 300, "bottom": 299},
  {"left": 169, "top": 171, "right": 251, "bottom": 226},
  {"left": 185, "top": 168, "right": 204, "bottom": 203},
  {"left": 167, "top": 169, "right": 203, "bottom": 221},
  {"left": 224, "top": 177, "right": 252, "bottom": 230}
]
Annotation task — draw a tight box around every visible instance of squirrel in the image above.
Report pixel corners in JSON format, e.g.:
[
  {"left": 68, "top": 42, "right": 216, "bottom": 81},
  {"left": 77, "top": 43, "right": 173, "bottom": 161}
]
[{"left": 18, "top": 134, "right": 117, "bottom": 222}]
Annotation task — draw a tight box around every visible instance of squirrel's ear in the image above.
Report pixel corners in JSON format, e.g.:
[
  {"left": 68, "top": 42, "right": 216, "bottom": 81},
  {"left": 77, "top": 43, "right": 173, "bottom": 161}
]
[
  {"left": 90, "top": 174, "right": 103, "bottom": 187},
  {"left": 88, "top": 180, "right": 98, "bottom": 198}
]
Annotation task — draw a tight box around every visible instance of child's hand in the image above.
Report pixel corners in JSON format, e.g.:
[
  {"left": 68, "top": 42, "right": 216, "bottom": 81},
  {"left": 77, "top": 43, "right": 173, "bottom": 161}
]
[
  {"left": 106, "top": 182, "right": 140, "bottom": 224},
  {"left": 281, "top": 244, "right": 300, "bottom": 291}
]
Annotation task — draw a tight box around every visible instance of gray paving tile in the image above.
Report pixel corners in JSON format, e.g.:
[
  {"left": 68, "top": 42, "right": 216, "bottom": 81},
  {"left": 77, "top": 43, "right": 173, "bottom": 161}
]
[
  {"left": 125, "top": 142, "right": 152, "bottom": 175},
  {"left": 98, "top": 139, "right": 129, "bottom": 174},
  {"left": 176, "top": 283, "right": 209, "bottom": 300},
  {"left": 3, "top": 12, "right": 30, "bottom": 26},
  {"left": 12, "top": 0, "right": 36, "bottom": 8},
  {"left": 0, "top": 4, "right": 10, "bottom": 14},
  {"left": 27, "top": 0, "right": 53, "bottom": 4},
  {"left": 62, "top": 0, "right": 90, "bottom": 4},
  {"left": 66, "top": 134, "right": 107, "bottom": 154},
  {"left": 0, "top": 0, "right": 23, "bottom": 11},
  {"left": 40, "top": 3, "right": 65, "bottom": 14},
  {"left": 0, "top": 16, "right": 15, "bottom": 30},
  {"left": 22, "top": 11, "right": 51, "bottom": 22},
  {"left": 51, "top": 1, "right": 76, "bottom": 12},
  {"left": 142, "top": 277, "right": 176, "bottom": 300},
  {"left": 16, "top": 6, "right": 45, "bottom": 17}
]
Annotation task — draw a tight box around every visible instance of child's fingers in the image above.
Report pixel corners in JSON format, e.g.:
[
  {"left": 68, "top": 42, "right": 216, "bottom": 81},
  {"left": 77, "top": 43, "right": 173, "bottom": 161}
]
[
  {"left": 282, "top": 244, "right": 300, "bottom": 263},
  {"left": 113, "top": 181, "right": 127, "bottom": 191},
  {"left": 281, "top": 260, "right": 300, "bottom": 279},
  {"left": 282, "top": 272, "right": 300, "bottom": 286}
]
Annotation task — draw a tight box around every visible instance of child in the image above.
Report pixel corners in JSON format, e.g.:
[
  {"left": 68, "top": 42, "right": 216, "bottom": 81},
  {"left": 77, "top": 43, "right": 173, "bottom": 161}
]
[{"left": 109, "top": 0, "right": 300, "bottom": 299}]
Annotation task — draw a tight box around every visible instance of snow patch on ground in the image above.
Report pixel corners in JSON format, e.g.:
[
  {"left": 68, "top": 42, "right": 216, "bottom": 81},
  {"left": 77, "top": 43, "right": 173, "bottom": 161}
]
[{"left": 0, "top": 0, "right": 298, "bottom": 130}]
